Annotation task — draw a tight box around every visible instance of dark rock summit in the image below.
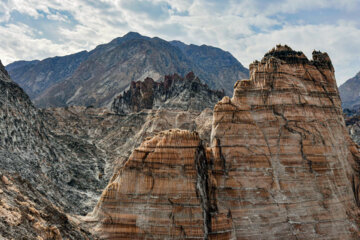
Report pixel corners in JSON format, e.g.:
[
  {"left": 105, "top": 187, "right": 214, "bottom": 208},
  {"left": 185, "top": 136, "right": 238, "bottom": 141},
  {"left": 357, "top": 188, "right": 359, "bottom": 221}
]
[{"left": 111, "top": 72, "right": 224, "bottom": 114}]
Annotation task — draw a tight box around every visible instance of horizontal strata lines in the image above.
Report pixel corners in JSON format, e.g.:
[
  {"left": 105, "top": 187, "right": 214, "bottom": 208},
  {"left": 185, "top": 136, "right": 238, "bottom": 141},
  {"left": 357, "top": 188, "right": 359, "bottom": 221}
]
[
  {"left": 215, "top": 104, "right": 342, "bottom": 112},
  {"left": 235, "top": 87, "right": 338, "bottom": 96}
]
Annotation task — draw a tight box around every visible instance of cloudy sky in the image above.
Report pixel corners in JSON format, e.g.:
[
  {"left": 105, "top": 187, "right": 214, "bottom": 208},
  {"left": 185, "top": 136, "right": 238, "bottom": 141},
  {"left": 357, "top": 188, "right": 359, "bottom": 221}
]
[{"left": 0, "top": 0, "right": 359, "bottom": 85}]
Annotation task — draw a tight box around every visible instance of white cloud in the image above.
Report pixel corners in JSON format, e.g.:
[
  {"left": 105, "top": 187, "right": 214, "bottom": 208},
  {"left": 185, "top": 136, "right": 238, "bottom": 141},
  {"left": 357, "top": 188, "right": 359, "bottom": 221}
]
[{"left": 0, "top": 0, "right": 359, "bottom": 85}]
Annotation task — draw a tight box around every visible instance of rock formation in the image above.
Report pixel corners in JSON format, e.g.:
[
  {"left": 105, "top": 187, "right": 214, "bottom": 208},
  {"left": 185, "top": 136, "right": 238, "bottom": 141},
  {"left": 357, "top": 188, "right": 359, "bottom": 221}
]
[
  {"left": 0, "top": 59, "right": 107, "bottom": 217},
  {"left": 7, "top": 32, "right": 248, "bottom": 108},
  {"left": 111, "top": 72, "right": 224, "bottom": 114},
  {"left": 0, "top": 60, "right": 97, "bottom": 238},
  {"left": 91, "top": 45, "right": 360, "bottom": 239}
]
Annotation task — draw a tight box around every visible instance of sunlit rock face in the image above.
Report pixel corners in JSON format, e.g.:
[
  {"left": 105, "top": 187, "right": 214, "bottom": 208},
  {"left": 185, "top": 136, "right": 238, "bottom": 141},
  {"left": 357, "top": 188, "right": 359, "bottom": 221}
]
[
  {"left": 91, "top": 46, "right": 360, "bottom": 239},
  {"left": 210, "top": 45, "right": 360, "bottom": 239}
]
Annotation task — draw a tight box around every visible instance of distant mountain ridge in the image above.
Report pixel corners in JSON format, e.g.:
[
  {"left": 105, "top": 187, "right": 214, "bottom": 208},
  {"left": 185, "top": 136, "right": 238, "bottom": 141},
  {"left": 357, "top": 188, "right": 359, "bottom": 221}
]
[
  {"left": 6, "top": 32, "right": 249, "bottom": 108},
  {"left": 339, "top": 71, "right": 360, "bottom": 110}
]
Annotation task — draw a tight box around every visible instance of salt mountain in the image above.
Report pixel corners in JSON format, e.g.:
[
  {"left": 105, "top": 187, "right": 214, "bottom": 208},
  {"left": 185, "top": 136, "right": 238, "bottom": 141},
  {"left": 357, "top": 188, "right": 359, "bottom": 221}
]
[{"left": 6, "top": 32, "right": 248, "bottom": 108}]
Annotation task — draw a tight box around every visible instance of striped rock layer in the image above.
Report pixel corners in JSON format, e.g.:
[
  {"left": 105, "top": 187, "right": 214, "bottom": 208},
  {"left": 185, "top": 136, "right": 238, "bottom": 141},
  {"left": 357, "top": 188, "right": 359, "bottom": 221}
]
[{"left": 91, "top": 46, "right": 360, "bottom": 239}]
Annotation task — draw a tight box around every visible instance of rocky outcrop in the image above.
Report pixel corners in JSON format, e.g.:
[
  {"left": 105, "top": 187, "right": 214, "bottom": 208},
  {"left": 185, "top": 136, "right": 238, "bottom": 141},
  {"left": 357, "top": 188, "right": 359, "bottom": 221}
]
[
  {"left": 340, "top": 71, "right": 360, "bottom": 110},
  {"left": 345, "top": 113, "right": 360, "bottom": 145},
  {"left": 91, "top": 45, "right": 360, "bottom": 239},
  {"left": 0, "top": 172, "right": 94, "bottom": 239},
  {"left": 0, "top": 60, "right": 100, "bottom": 238},
  {"left": 7, "top": 32, "right": 248, "bottom": 108},
  {"left": 111, "top": 72, "right": 224, "bottom": 114},
  {"left": 0, "top": 59, "right": 107, "bottom": 217},
  {"left": 45, "top": 106, "right": 214, "bottom": 186}
]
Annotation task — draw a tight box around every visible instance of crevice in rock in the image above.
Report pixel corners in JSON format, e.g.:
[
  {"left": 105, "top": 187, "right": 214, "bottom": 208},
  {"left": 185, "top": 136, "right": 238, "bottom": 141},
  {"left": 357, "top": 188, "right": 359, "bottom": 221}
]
[
  {"left": 351, "top": 175, "right": 360, "bottom": 207},
  {"left": 273, "top": 108, "right": 313, "bottom": 173},
  {"left": 215, "top": 138, "right": 227, "bottom": 175},
  {"left": 194, "top": 141, "right": 216, "bottom": 239}
]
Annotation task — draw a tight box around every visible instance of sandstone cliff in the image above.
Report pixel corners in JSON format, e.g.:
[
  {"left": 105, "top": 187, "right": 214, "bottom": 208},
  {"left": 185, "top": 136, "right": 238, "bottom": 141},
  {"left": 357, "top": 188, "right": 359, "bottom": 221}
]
[
  {"left": 111, "top": 72, "right": 224, "bottom": 114},
  {"left": 91, "top": 45, "right": 360, "bottom": 239}
]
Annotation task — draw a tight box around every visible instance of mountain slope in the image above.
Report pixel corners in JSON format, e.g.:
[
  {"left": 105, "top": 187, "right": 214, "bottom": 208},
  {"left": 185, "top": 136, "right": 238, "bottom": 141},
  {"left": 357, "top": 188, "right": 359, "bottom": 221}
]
[
  {"left": 339, "top": 71, "right": 360, "bottom": 109},
  {"left": 171, "top": 40, "right": 249, "bottom": 94},
  {"left": 0, "top": 59, "right": 106, "bottom": 216},
  {"left": 7, "top": 32, "right": 248, "bottom": 108},
  {"left": 0, "top": 60, "right": 97, "bottom": 239},
  {"left": 6, "top": 51, "right": 89, "bottom": 99}
]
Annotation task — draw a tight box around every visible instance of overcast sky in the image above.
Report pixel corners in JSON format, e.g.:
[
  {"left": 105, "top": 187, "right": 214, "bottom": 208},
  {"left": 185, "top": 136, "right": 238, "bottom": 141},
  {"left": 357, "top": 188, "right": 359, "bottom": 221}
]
[{"left": 0, "top": 0, "right": 359, "bottom": 85}]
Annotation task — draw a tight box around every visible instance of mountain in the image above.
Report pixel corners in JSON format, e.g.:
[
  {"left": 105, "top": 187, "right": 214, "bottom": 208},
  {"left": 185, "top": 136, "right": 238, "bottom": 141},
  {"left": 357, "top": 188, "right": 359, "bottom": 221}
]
[
  {"left": 111, "top": 72, "right": 224, "bottom": 114},
  {"left": 89, "top": 46, "right": 360, "bottom": 239},
  {"left": 170, "top": 40, "right": 248, "bottom": 95},
  {"left": 6, "top": 51, "right": 89, "bottom": 99},
  {"left": 339, "top": 71, "right": 360, "bottom": 109},
  {"left": 6, "top": 32, "right": 248, "bottom": 108}
]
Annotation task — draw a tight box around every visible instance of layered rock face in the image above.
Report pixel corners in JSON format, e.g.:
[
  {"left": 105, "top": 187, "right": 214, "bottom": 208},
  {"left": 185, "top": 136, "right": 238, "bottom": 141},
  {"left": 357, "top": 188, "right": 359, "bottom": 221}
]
[
  {"left": 111, "top": 72, "right": 224, "bottom": 114},
  {"left": 209, "top": 45, "right": 360, "bottom": 239},
  {"left": 91, "top": 46, "right": 360, "bottom": 239},
  {"left": 92, "top": 130, "right": 211, "bottom": 239}
]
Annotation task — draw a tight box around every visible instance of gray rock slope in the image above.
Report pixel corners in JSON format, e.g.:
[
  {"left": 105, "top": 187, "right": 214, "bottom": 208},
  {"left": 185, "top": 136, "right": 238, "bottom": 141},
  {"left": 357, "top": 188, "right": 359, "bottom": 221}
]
[
  {"left": 111, "top": 72, "right": 224, "bottom": 114},
  {"left": 7, "top": 32, "right": 248, "bottom": 108},
  {"left": 0, "top": 60, "right": 106, "bottom": 216},
  {"left": 339, "top": 71, "right": 360, "bottom": 109}
]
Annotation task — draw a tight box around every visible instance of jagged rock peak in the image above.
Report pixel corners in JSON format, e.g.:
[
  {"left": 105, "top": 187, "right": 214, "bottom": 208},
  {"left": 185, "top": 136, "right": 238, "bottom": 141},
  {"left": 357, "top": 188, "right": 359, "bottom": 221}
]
[
  {"left": 263, "top": 44, "right": 308, "bottom": 64},
  {"left": 242, "top": 45, "right": 336, "bottom": 92},
  {"left": 260, "top": 45, "right": 333, "bottom": 71},
  {"left": 111, "top": 72, "right": 224, "bottom": 114}
]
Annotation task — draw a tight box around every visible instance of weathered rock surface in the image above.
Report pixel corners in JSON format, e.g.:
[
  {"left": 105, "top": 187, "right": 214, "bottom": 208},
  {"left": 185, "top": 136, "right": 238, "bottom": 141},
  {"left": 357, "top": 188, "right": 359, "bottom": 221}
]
[
  {"left": 45, "top": 106, "right": 214, "bottom": 184},
  {"left": 345, "top": 113, "right": 360, "bottom": 145},
  {"left": 0, "top": 172, "right": 93, "bottom": 239},
  {"left": 91, "top": 45, "right": 360, "bottom": 239},
  {"left": 7, "top": 32, "right": 248, "bottom": 108},
  {"left": 0, "top": 60, "right": 99, "bottom": 238},
  {"left": 111, "top": 72, "right": 224, "bottom": 114},
  {"left": 0, "top": 59, "right": 107, "bottom": 217},
  {"left": 339, "top": 71, "right": 360, "bottom": 110}
]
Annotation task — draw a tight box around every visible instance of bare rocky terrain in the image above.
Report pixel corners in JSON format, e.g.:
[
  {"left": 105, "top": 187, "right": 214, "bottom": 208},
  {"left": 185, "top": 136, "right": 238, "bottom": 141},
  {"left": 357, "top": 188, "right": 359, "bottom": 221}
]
[
  {"left": 7, "top": 32, "right": 248, "bottom": 108},
  {"left": 0, "top": 63, "right": 220, "bottom": 238},
  {"left": 2, "top": 43, "right": 360, "bottom": 239}
]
